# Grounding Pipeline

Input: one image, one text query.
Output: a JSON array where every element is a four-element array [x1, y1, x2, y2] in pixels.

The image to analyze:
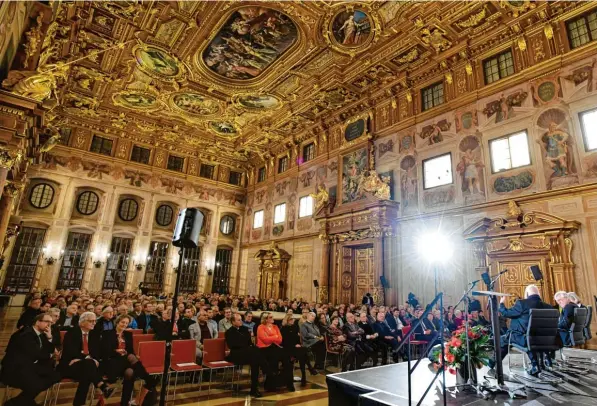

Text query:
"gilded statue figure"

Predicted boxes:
[[310, 185, 329, 211], [507, 201, 522, 218], [358, 170, 391, 200]]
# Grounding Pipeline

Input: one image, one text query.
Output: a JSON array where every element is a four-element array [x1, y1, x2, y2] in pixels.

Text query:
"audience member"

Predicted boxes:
[[189, 309, 217, 360], [555, 291, 576, 346], [281, 314, 315, 385], [218, 307, 233, 332], [17, 297, 42, 329], [300, 312, 325, 370], [256, 312, 294, 392], [327, 316, 356, 372]]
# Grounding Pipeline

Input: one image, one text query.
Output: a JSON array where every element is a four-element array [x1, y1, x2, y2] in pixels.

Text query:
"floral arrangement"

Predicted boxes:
[[429, 325, 492, 375]]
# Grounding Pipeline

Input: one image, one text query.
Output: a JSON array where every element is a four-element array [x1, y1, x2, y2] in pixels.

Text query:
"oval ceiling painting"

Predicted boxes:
[[134, 45, 182, 80], [171, 93, 220, 116], [234, 94, 281, 111], [208, 121, 239, 137], [202, 7, 298, 80], [112, 90, 158, 111]]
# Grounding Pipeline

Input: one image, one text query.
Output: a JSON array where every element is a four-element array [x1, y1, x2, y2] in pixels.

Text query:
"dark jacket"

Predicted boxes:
[[280, 323, 301, 348], [94, 316, 114, 337], [16, 307, 41, 329], [59, 326, 101, 370], [225, 325, 255, 364], [153, 318, 178, 341], [499, 294, 551, 336], [100, 329, 135, 360], [558, 302, 576, 331], [57, 312, 79, 331], [137, 312, 158, 333], [373, 320, 395, 338], [1, 327, 56, 373], [362, 295, 374, 306], [177, 317, 196, 340]]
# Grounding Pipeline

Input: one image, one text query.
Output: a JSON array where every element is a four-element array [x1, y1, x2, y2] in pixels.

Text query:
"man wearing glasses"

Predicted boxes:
[[1, 313, 60, 406], [59, 312, 114, 405]]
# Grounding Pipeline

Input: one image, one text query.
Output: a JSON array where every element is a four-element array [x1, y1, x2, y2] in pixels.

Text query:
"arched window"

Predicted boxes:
[[220, 215, 235, 235], [119, 199, 138, 221], [155, 204, 174, 226], [76, 191, 99, 215], [29, 183, 54, 209]]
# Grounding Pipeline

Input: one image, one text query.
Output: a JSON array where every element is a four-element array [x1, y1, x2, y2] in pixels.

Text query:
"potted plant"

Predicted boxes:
[[429, 325, 492, 384]]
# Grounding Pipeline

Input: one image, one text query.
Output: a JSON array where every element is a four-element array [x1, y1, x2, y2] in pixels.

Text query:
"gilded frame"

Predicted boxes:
[[168, 91, 223, 119], [132, 43, 186, 82], [340, 111, 373, 150], [112, 89, 161, 111], [323, 3, 381, 57], [231, 93, 284, 112]]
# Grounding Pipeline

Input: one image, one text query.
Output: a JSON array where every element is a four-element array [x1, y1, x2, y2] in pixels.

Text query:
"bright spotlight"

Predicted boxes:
[[417, 232, 453, 263]]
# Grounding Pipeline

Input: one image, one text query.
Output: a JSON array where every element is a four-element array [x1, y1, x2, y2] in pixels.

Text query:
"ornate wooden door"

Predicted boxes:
[[493, 258, 548, 307], [340, 247, 353, 304], [355, 247, 375, 302], [262, 269, 280, 299]]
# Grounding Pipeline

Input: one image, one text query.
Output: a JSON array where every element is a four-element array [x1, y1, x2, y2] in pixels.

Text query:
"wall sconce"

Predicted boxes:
[[91, 252, 110, 268], [134, 255, 151, 271], [42, 246, 64, 265]]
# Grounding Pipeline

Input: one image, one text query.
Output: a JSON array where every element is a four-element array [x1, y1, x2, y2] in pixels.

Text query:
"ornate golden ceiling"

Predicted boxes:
[[2, 0, 580, 170]]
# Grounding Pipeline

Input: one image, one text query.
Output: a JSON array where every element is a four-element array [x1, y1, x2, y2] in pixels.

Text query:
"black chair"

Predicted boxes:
[[508, 308, 560, 371], [569, 307, 588, 346], [583, 305, 593, 341]]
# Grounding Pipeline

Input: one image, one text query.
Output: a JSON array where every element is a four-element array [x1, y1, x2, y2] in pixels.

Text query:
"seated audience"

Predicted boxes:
[[256, 312, 294, 392], [373, 311, 402, 362], [95, 306, 115, 335], [177, 307, 196, 339], [1, 314, 61, 406], [327, 316, 356, 371], [242, 311, 256, 336], [58, 302, 80, 331], [189, 309, 218, 360], [300, 312, 326, 370], [117, 304, 138, 329], [137, 303, 158, 333], [281, 314, 316, 385], [218, 307, 233, 332], [153, 307, 180, 340], [555, 291, 576, 346], [469, 310, 489, 327], [17, 297, 42, 329]]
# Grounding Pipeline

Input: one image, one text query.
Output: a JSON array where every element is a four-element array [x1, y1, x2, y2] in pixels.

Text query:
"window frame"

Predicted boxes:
[[118, 198, 139, 221], [257, 167, 266, 183], [229, 171, 242, 186], [155, 204, 174, 227], [76, 191, 99, 215], [273, 203, 286, 225], [302, 142, 315, 163], [253, 210, 264, 229], [220, 215, 235, 235], [200, 164, 215, 179], [130, 145, 151, 164], [483, 49, 515, 85], [489, 130, 532, 174], [90, 135, 113, 156], [278, 156, 289, 173], [566, 10, 597, 49], [579, 107, 597, 152], [298, 195, 314, 218], [422, 152, 454, 190], [421, 81, 445, 112], [167, 154, 185, 172], [29, 183, 55, 209]]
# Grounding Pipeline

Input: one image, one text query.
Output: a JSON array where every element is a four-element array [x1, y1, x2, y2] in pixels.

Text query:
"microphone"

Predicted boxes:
[[498, 269, 509, 276], [470, 279, 480, 286]]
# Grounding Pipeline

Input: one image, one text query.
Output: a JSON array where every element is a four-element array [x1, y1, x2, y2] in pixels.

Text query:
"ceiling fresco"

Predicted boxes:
[[0, 0, 588, 172]]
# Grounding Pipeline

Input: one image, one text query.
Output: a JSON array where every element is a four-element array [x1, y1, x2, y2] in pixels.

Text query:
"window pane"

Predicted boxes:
[[423, 154, 453, 189], [274, 203, 286, 224], [299, 196, 313, 218], [253, 210, 264, 228], [491, 138, 512, 172], [581, 109, 597, 151], [258, 167, 266, 182], [509, 132, 531, 168]]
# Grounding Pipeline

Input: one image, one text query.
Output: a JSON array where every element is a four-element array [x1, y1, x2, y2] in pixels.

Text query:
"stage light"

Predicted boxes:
[[417, 232, 453, 263]]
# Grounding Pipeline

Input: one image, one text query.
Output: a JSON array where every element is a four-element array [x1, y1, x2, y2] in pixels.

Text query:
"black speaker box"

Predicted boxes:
[[172, 208, 204, 248], [530, 265, 543, 281], [313, 280, 319, 288]]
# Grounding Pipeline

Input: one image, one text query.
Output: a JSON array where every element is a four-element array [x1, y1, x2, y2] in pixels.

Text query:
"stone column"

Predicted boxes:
[[0, 190, 15, 250], [319, 238, 330, 303]]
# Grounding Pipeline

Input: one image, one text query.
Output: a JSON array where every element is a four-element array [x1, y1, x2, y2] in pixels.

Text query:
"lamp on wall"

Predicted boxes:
[[134, 255, 151, 271], [42, 246, 64, 265], [91, 251, 110, 268]]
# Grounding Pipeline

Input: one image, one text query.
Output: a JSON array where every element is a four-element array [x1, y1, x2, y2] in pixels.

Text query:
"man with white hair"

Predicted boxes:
[[555, 291, 576, 346], [498, 284, 551, 376]]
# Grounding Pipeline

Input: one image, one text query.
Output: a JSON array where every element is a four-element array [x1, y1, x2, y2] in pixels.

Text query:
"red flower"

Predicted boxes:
[[448, 368, 456, 375], [450, 337, 462, 347], [445, 353, 455, 363]]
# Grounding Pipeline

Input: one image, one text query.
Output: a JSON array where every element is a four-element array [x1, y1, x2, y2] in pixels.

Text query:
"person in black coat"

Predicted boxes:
[[176, 307, 196, 339], [225, 313, 268, 398], [94, 306, 115, 337], [101, 315, 156, 406], [499, 285, 552, 375], [16, 297, 42, 329], [137, 303, 158, 333], [362, 293, 374, 306], [372, 312, 402, 362], [58, 303, 80, 331], [1, 314, 60, 406], [153, 308, 180, 341], [59, 312, 113, 405], [280, 315, 314, 385], [555, 291, 576, 346]]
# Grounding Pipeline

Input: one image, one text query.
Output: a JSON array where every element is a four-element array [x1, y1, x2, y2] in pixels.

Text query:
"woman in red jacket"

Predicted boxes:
[[256, 312, 295, 392]]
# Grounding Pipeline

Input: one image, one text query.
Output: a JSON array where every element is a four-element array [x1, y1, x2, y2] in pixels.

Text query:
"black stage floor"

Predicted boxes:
[[326, 348, 597, 405]]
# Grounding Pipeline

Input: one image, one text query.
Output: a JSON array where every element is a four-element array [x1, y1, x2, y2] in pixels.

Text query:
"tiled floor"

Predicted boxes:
[[0, 307, 331, 405]]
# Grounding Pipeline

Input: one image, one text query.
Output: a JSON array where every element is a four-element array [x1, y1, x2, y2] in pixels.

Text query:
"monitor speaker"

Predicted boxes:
[[481, 271, 492, 287], [530, 265, 543, 281], [380, 275, 389, 289], [172, 208, 204, 249], [313, 280, 319, 288]]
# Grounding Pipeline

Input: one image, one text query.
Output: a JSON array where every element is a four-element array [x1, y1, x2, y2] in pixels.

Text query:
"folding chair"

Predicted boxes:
[[170, 339, 202, 401], [323, 335, 342, 370], [127, 329, 144, 335], [201, 338, 235, 394], [583, 305, 593, 341], [402, 326, 426, 360], [133, 333, 154, 354], [48, 379, 94, 406]]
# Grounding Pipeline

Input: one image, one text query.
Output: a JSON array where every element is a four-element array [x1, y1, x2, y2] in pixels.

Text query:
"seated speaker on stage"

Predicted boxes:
[[554, 291, 576, 346], [498, 284, 552, 375]]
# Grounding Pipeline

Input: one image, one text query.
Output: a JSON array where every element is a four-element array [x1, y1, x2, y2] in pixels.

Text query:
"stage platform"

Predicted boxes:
[[326, 348, 597, 405]]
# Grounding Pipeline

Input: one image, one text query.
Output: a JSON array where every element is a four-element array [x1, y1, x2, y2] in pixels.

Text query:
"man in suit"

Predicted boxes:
[[59, 311, 113, 405], [1, 313, 60, 406], [373, 311, 403, 362], [137, 302, 158, 333], [499, 284, 552, 375], [386, 308, 404, 332], [225, 313, 268, 398], [555, 291, 576, 346], [16, 297, 42, 329], [362, 293, 374, 306], [58, 303, 79, 331], [177, 307, 196, 339]]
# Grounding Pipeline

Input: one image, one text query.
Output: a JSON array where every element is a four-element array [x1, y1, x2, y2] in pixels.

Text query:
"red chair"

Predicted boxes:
[[170, 339, 202, 400], [324, 335, 343, 371], [202, 338, 234, 394], [138, 341, 166, 375], [133, 333, 154, 354], [402, 326, 426, 359], [127, 329, 143, 335]]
